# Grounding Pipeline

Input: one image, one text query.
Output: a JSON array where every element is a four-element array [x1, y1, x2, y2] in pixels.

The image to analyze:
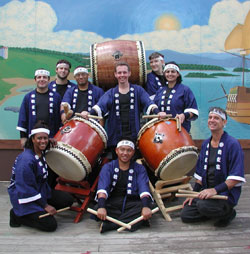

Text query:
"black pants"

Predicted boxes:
[[181, 198, 233, 223], [96, 196, 155, 232], [11, 189, 74, 232]]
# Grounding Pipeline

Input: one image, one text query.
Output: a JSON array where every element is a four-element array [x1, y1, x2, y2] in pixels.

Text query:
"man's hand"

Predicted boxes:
[[44, 204, 57, 216], [197, 188, 217, 199], [97, 208, 107, 221], [182, 197, 194, 207], [141, 207, 152, 220]]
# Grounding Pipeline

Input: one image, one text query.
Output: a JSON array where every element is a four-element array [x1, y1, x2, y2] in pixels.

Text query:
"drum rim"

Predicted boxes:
[[73, 116, 108, 148], [155, 145, 198, 179]]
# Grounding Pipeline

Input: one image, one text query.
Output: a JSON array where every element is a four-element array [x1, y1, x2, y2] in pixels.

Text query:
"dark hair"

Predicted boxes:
[[208, 106, 227, 120], [56, 59, 71, 69], [24, 121, 50, 150], [149, 52, 164, 60], [164, 61, 182, 84], [114, 62, 131, 72]]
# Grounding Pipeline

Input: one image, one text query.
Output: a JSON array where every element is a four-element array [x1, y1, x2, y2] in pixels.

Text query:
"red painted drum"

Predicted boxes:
[[137, 118, 198, 181], [90, 40, 147, 91], [45, 116, 108, 181]]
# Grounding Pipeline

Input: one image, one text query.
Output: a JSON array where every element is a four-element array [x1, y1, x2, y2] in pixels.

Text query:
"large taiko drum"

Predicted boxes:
[[137, 118, 198, 181], [45, 117, 108, 181], [90, 40, 147, 91]]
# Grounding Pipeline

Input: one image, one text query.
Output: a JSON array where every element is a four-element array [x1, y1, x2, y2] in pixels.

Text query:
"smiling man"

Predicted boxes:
[[48, 59, 76, 99], [60, 65, 104, 123], [82, 62, 159, 158], [181, 107, 245, 227], [17, 68, 61, 148], [95, 137, 153, 233]]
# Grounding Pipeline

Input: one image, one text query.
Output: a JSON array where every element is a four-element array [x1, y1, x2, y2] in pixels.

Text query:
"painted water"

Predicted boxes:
[[0, 71, 250, 140]]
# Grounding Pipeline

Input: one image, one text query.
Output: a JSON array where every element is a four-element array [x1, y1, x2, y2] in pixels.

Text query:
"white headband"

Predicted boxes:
[[34, 69, 50, 77], [164, 64, 180, 73], [74, 67, 88, 76], [56, 63, 69, 68], [117, 140, 135, 150], [209, 109, 226, 120], [29, 128, 50, 137]]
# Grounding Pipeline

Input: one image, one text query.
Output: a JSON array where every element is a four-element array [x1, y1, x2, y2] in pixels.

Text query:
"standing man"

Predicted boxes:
[[48, 59, 76, 99], [61, 66, 104, 123], [181, 107, 245, 227], [17, 68, 61, 148], [145, 52, 165, 98], [96, 138, 153, 233], [82, 62, 159, 157]]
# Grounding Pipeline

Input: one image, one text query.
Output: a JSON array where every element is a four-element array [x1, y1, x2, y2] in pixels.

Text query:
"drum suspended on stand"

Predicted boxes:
[[45, 117, 108, 181], [90, 40, 147, 91], [137, 118, 198, 181]]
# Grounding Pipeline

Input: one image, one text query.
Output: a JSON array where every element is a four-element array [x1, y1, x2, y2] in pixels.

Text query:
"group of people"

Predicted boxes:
[[8, 52, 245, 233]]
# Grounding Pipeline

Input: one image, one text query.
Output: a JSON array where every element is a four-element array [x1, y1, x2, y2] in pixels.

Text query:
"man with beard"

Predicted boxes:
[[48, 59, 76, 99]]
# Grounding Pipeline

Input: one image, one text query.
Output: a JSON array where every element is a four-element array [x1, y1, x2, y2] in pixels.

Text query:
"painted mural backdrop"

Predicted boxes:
[[0, 0, 250, 140]]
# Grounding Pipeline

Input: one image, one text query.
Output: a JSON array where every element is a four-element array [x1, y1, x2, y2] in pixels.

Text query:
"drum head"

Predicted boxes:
[[156, 150, 198, 181], [45, 145, 90, 181]]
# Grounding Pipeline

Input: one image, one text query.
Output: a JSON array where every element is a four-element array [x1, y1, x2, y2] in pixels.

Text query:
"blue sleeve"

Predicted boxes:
[[183, 87, 198, 121], [96, 89, 113, 115], [146, 73, 156, 96], [97, 162, 113, 196], [136, 164, 150, 195], [62, 87, 73, 107], [17, 95, 29, 133], [227, 140, 245, 179], [137, 86, 155, 114], [14, 155, 44, 204]]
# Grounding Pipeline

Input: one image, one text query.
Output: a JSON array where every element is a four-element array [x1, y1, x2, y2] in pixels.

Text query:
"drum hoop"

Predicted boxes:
[[73, 116, 108, 148], [49, 141, 92, 175], [90, 43, 98, 87], [155, 146, 198, 178], [136, 40, 147, 86]]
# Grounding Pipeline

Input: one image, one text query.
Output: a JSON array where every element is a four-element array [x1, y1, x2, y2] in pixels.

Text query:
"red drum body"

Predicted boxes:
[[90, 40, 147, 91], [45, 117, 107, 181], [137, 118, 198, 181]]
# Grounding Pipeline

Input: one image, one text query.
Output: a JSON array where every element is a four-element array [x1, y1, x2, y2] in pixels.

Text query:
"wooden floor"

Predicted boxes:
[[1, 176, 250, 254]]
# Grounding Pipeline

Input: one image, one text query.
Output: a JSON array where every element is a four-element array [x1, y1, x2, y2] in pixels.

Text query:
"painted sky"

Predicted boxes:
[[0, 0, 250, 53]]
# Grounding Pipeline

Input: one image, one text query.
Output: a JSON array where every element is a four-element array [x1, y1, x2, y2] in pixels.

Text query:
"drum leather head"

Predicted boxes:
[[157, 150, 198, 180], [45, 146, 90, 181]]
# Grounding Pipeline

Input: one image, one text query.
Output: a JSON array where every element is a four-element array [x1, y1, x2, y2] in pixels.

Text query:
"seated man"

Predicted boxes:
[[95, 138, 154, 233], [181, 107, 245, 227]]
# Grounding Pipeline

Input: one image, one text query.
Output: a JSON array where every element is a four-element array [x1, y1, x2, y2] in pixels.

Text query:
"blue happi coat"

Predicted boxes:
[[154, 83, 198, 132], [62, 83, 104, 113], [194, 131, 245, 206], [8, 149, 51, 216], [97, 159, 151, 199], [146, 72, 164, 96], [16, 89, 61, 137], [93, 84, 157, 147]]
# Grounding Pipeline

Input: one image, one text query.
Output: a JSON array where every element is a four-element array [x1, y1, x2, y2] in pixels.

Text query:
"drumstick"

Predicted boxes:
[[175, 117, 181, 132], [39, 206, 71, 219], [175, 193, 228, 200], [178, 189, 228, 200], [117, 207, 159, 232], [87, 208, 131, 230], [142, 114, 172, 119], [75, 112, 103, 120]]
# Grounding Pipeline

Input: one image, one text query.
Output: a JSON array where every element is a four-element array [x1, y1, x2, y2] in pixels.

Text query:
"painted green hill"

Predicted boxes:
[[0, 47, 90, 79]]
